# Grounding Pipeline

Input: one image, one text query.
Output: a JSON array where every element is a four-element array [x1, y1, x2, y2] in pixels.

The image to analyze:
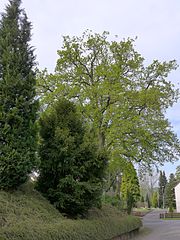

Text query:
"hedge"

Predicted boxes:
[[0, 215, 142, 240], [0, 186, 142, 240]]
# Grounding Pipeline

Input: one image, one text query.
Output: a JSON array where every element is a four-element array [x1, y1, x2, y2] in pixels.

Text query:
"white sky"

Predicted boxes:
[[0, 0, 180, 176]]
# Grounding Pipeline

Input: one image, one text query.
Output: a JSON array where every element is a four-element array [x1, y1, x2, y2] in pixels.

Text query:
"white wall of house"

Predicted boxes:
[[175, 183, 180, 212]]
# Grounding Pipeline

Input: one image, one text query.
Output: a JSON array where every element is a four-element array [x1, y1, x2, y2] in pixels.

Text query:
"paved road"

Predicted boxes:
[[133, 210, 180, 240]]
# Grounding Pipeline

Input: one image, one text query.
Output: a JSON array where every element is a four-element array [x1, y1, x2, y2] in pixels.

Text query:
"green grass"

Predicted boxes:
[[0, 182, 142, 240]]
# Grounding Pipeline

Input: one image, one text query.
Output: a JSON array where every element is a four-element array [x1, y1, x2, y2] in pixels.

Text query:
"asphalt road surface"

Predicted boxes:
[[133, 210, 180, 240]]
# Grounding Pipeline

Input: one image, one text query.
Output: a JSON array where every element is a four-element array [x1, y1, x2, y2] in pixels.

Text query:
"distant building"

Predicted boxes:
[[175, 183, 180, 212]]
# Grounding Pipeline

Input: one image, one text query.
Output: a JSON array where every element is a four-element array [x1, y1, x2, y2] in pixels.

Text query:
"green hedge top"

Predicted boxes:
[[0, 186, 142, 240], [0, 215, 142, 240]]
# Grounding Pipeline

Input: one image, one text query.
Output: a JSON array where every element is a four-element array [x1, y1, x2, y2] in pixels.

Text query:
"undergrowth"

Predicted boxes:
[[0, 182, 142, 240]]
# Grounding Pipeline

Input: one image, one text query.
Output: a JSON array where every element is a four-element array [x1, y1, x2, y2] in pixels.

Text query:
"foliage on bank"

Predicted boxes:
[[0, 186, 142, 240], [0, 216, 141, 240]]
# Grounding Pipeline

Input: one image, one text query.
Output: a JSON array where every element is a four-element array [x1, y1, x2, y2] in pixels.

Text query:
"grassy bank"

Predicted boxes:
[[0, 183, 142, 240]]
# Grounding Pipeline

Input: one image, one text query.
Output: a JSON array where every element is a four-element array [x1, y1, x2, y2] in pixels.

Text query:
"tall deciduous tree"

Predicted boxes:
[[0, 0, 38, 190], [37, 30, 180, 169], [37, 99, 107, 217]]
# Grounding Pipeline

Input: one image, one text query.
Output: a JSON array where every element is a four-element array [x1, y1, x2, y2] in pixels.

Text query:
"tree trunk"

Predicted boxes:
[[98, 131, 105, 149]]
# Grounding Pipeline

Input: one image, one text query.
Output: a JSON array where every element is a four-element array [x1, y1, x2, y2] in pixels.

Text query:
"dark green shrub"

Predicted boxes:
[[36, 99, 107, 216], [102, 194, 123, 209]]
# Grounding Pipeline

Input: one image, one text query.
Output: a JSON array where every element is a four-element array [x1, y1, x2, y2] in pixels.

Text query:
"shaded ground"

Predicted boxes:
[[133, 209, 180, 240]]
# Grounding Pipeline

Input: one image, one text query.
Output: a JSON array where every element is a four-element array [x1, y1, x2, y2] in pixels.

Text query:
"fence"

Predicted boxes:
[[160, 212, 180, 219]]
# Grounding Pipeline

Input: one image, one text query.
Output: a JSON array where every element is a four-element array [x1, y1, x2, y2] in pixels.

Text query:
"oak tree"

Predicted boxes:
[[37, 30, 180, 169]]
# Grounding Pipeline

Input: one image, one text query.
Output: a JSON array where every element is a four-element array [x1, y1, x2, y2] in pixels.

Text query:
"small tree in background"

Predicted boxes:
[[158, 171, 167, 208], [0, 0, 38, 190], [152, 192, 158, 208], [165, 173, 176, 210], [37, 99, 107, 217], [146, 193, 151, 208], [141, 195, 145, 203], [175, 166, 180, 181], [121, 162, 140, 213]]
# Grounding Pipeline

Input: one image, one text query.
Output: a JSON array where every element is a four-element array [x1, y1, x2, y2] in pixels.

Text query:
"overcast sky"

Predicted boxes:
[[0, 0, 180, 176]]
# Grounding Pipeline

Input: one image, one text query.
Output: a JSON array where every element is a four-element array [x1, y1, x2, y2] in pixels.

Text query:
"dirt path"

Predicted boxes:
[[133, 210, 180, 240]]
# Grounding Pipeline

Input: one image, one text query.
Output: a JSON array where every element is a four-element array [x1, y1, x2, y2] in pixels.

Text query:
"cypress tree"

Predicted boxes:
[[0, 0, 38, 190], [165, 173, 176, 209], [152, 191, 158, 208], [158, 171, 167, 208], [175, 166, 180, 181], [146, 193, 151, 208], [121, 162, 140, 213]]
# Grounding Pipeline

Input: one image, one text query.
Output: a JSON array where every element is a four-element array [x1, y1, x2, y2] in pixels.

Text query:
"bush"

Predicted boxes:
[[0, 216, 142, 240], [0, 183, 63, 227], [86, 204, 125, 219], [102, 194, 123, 210], [0, 187, 142, 240], [36, 99, 107, 217]]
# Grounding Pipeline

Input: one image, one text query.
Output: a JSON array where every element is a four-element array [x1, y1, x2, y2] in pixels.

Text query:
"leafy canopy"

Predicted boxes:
[[37, 30, 180, 169]]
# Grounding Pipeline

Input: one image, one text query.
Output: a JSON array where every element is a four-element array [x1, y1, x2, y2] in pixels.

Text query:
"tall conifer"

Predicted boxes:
[[37, 99, 106, 216], [165, 173, 176, 209], [121, 162, 140, 213], [0, 0, 38, 190], [158, 171, 167, 208]]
